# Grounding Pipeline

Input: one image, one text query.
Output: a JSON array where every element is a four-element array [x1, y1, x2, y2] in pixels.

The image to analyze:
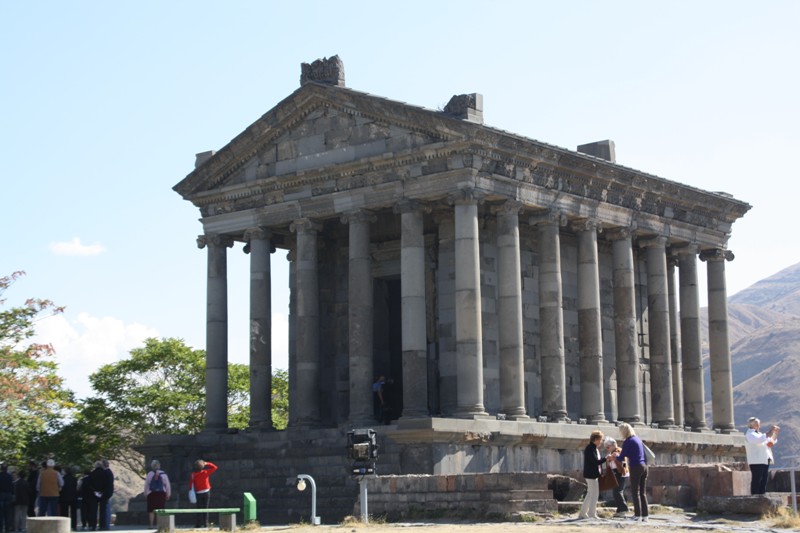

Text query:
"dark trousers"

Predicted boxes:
[[85, 497, 99, 530], [98, 498, 109, 530], [612, 472, 629, 512], [27, 492, 37, 517], [629, 463, 649, 518], [195, 491, 210, 527], [60, 499, 79, 530], [0, 492, 12, 533], [750, 463, 770, 495]]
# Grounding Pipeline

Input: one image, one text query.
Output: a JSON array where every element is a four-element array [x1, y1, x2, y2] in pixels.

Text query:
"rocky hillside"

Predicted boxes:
[[703, 261, 800, 467]]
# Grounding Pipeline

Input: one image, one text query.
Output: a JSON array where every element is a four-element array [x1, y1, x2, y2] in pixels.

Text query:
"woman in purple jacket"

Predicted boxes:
[[615, 423, 648, 522]]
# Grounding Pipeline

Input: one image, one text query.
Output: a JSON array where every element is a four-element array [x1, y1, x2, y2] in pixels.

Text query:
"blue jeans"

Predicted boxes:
[[38, 496, 59, 517]]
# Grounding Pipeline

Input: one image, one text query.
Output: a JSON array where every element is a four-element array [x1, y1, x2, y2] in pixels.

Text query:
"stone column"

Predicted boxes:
[[607, 228, 642, 424], [245, 227, 273, 430], [395, 200, 429, 418], [676, 246, 707, 430], [451, 189, 487, 418], [197, 234, 233, 431], [343, 210, 376, 425], [287, 249, 298, 427], [640, 236, 674, 427], [290, 218, 321, 426], [573, 220, 606, 423], [495, 201, 527, 419], [530, 212, 567, 422], [667, 255, 684, 428], [701, 248, 736, 433]]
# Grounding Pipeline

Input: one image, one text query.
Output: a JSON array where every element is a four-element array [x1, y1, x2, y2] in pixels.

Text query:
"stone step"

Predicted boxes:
[[486, 499, 559, 514]]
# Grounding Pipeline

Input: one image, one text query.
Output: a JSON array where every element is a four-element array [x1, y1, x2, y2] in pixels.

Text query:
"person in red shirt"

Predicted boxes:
[[189, 459, 218, 528]]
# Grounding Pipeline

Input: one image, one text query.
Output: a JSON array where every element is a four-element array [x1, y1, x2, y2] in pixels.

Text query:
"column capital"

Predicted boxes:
[[528, 209, 567, 227], [393, 199, 431, 215], [341, 209, 377, 225], [570, 218, 601, 233], [700, 248, 735, 262], [491, 200, 524, 216], [638, 235, 668, 249], [244, 227, 271, 242], [290, 218, 322, 234], [197, 234, 234, 249], [605, 226, 635, 241], [447, 187, 485, 205]]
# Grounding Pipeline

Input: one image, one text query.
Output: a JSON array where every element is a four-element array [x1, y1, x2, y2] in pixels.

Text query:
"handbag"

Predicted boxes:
[[598, 464, 619, 491], [188, 487, 197, 504]]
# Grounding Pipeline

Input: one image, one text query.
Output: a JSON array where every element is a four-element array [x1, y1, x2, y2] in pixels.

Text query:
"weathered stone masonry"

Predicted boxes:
[[143, 56, 754, 523], [175, 56, 750, 435]]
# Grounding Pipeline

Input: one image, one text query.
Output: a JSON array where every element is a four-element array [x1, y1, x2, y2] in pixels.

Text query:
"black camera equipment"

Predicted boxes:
[[347, 428, 378, 476]]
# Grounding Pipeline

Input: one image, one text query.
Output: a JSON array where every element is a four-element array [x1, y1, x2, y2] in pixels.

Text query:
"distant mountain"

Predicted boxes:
[[709, 261, 800, 467], [730, 262, 800, 315]]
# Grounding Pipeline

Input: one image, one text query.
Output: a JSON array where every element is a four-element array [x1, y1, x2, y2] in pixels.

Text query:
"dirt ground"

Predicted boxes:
[[261, 512, 785, 533]]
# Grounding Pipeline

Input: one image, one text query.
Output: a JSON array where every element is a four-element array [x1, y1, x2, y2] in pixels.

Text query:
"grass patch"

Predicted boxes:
[[766, 507, 800, 529]]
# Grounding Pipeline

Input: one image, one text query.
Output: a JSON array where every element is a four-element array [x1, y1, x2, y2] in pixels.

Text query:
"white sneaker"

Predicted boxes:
[[640, 516, 649, 523]]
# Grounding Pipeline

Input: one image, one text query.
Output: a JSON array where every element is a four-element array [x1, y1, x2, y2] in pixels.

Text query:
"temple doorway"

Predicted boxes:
[[373, 277, 403, 422]]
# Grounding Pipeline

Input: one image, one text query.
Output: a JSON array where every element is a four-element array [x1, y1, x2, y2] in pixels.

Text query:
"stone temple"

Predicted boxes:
[[143, 56, 752, 522]]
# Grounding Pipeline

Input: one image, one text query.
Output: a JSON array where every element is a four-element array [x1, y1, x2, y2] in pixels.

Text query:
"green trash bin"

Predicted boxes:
[[243, 492, 257, 524]]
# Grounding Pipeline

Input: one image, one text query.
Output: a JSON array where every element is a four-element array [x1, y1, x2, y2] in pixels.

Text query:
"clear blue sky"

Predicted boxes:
[[2, 1, 798, 399]]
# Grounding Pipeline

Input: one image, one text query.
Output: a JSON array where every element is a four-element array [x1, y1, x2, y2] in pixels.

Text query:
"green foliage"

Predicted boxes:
[[272, 368, 288, 430], [0, 272, 74, 462]]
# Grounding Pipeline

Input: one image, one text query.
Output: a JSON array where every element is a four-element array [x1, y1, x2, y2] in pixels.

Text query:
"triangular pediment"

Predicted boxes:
[[174, 83, 470, 200]]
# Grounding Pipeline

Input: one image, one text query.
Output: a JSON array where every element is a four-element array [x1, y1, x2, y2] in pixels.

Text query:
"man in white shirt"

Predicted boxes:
[[744, 417, 779, 495]]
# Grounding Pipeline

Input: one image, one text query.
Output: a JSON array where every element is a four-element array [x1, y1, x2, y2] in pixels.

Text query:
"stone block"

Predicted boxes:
[[697, 495, 783, 515], [27, 517, 70, 533]]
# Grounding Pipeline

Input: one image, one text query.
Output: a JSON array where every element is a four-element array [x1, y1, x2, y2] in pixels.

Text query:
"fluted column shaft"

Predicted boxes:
[[609, 228, 641, 423], [496, 202, 527, 419], [667, 257, 683, 427], [246, 228, 273, 429], [453, 192, 486, 417], [642, 237, 674, 427], [575, 220, 605, 423], [345, 211, 375, 424], [198, 234, 233, 431], [677, 247, 707, 430], [292, 219, 320, 426], [397, 201, 429, 418], [533, 214, 567, 421], [702, 249, 736, 433]]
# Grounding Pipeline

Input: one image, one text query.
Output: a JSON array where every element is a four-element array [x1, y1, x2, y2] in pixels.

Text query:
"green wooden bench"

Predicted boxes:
[[154, 508, 241, 533]]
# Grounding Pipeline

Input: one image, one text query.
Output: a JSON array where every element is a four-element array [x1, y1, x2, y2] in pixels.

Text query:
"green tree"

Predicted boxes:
[[0, 271, 74, 462], [272, 368, 288, 430]]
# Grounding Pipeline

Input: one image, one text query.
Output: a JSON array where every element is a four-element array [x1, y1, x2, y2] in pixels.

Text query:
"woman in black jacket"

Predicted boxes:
[[578, 430, 606, 520]]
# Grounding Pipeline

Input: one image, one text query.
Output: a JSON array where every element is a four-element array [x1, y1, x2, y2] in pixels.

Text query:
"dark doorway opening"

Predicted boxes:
[[373, 277, 403, 423]]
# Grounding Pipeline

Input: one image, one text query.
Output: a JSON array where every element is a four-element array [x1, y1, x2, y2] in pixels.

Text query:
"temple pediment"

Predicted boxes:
[[174, 83, 462, 202]]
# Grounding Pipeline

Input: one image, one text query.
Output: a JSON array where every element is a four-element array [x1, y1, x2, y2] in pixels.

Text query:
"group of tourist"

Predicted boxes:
[[0, 459, 114, 532], [144, 458, 217, 529], [579, 415, 780, 522], [578, 423, 649, 522]]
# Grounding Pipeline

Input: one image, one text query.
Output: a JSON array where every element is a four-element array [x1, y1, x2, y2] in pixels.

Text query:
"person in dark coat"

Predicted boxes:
[[78, 470, 93, 530], [577, 430, 606, 520], [100, 460, 114, 530], [26, 461, 39, 517], [0, 464, 13, 533], [13, 471, 30, 533], [59, 466, 79, 530], [86, 462, 106, 531]]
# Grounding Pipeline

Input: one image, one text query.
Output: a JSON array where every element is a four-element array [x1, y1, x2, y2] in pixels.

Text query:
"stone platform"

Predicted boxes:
[[134, 418, 746, 524]]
